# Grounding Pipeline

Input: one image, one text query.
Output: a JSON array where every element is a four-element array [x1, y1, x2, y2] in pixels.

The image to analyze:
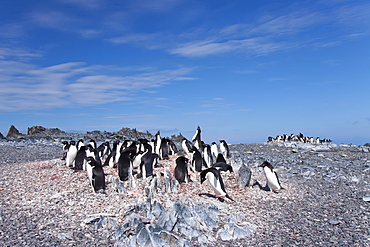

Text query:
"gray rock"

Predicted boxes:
[[237, 163, 252, 187]]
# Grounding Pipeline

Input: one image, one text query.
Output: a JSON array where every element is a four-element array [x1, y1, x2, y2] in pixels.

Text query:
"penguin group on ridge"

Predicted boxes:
[[268, 132, 332, 144], [62, 126, 283, 198]]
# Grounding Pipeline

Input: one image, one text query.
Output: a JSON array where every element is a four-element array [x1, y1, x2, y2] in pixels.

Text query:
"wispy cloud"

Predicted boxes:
[[0, 53, 194, 111]]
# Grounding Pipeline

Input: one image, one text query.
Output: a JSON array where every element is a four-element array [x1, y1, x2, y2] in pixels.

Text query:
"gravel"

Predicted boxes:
[[0, 140, 370, 246]]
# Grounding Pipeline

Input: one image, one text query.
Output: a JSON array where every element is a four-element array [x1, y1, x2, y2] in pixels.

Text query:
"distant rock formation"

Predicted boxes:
[[28, 126, 47, 135], [27, 126, 65, 135], [0, 132, 5, 139], [6, 125, 22, 138]]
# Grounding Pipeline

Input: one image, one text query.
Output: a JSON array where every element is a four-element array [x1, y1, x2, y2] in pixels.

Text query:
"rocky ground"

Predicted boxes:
[[0, 140, 369, 246]]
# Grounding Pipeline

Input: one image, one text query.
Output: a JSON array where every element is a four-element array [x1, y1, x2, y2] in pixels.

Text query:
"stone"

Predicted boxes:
[[237, 163, 252, 187]]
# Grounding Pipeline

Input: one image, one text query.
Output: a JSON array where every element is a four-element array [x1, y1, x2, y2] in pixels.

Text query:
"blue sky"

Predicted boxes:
[[0, 0, 369, 145]]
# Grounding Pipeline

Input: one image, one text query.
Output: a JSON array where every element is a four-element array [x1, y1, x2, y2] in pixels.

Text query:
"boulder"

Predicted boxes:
[[237, 164, 252, 187]]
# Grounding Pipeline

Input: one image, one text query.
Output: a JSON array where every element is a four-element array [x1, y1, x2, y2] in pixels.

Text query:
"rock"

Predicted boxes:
[[0, 132, 5, 139], [363, 196, 370, 202], [27, 126, 47, 135], [6, 125, 22, 138], [237, 164, 252, 187]]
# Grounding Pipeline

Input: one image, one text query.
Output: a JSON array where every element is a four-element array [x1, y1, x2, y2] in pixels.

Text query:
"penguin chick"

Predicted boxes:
[[258, 161, 282, 193], [200, 167, 234, 201]]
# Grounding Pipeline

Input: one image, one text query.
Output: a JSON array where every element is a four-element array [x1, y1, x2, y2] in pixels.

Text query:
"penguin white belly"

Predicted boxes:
[[263, 167, 281, 191], [206, 172, 226, 197], [86, 163, 93, 187], [66, 147, 77, 167]]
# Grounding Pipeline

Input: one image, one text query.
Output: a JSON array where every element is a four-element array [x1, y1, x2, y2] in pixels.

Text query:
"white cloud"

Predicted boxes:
[[0, 56, 194, 111]]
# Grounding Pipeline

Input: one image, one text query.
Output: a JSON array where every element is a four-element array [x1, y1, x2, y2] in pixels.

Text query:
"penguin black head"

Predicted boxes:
[[176, 156, 189, 165], [200, 167, 218, 184], [85, 156, 96, 166], [258, 161, 274, 172]]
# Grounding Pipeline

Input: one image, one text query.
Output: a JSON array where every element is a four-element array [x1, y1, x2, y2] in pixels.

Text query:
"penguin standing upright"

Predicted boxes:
[[203, 144, 213, 168], [219, 140, 230, 159], [117, 143, 137, 181], [74, 145, 87, 170], [200, 167, 234, 201], [85, 157, 105, 193], [210, 142, 219, 160], [138, 139, 155, 178], [192, 126, 202, 151], [191, 147, 204, 172], [174, 156, 189, 183], [154, 131, 162, 157], [167, 139, 178, 155], [258, 161, 282, 193], [160, 138, 170, 160], [65, 140, 77, 167], [61, 141, 69, 160]]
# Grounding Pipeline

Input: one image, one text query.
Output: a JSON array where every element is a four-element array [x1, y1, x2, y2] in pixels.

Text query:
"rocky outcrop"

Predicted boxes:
[[6, 125, 22, 138], [0, 132, 5, 139], [28, 126, 47, 135]]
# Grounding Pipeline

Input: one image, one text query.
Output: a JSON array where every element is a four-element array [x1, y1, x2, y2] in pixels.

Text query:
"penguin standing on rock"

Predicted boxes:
[[258, 161, 282, 193], [200, 167, 234, 201]]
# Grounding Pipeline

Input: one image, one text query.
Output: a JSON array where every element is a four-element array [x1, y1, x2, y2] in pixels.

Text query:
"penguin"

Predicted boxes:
[[167, 139, 178, 155], [86, 144, 102, 167], [202, 144, 213, 168], [212, 162, 233, 173], [89, 139, 97, 149], [191, 147, 204, 172], [210, 142, 219, 160], [65, 140, 77, 167], [216, 153, 227, 164], [174, 156, 189, 183], [160, 138, 170, 160], [104, 140, 119, 168], [97, 141, 111, 161], [219, 140, 230, 159], [74, 145, 87, 170], [61, 141, 69, 160], [117, 143, 137, 181], [137, 139, 155, 179], [192, 126, 202, 151], [200, 167, 234, 201], [258, 161, 282, 193], [154, 131, 162, 157], [85, 157, 105, 193], [182, 138, 193, 155]]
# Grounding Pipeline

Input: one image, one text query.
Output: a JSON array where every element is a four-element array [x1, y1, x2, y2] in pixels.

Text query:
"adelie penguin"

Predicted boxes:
[[200, 167, 234, 201], [85, 157, 106, 193], [174, 156, 190, 183], [258, 161, 282, 193], [212, 162, 233, 173]]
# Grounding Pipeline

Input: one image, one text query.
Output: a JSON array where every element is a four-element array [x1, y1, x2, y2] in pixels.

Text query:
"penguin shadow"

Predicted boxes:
[[252, 181, 273, 192], [198, 193, 226, 202]]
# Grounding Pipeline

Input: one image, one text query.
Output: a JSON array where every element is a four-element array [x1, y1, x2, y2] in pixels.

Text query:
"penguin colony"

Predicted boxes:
[[268, 132, 332, 144], [62, 127, 282, 198]]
